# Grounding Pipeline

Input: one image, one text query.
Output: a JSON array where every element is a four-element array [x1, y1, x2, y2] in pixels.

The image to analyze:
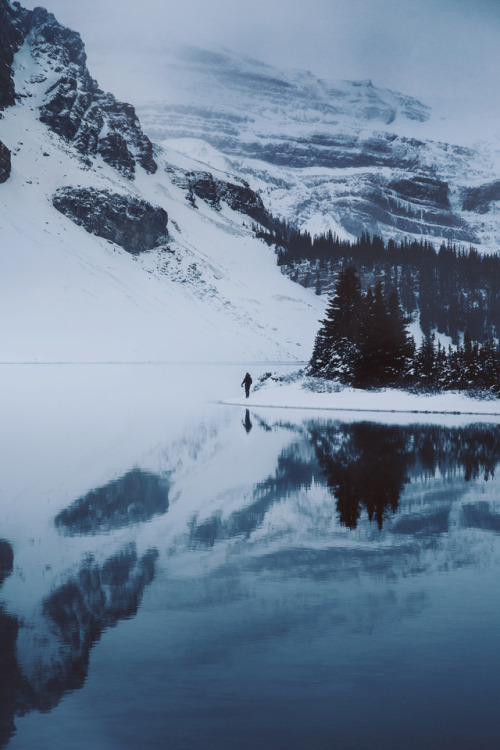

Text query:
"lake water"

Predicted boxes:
[[1, 365, 500, 750]]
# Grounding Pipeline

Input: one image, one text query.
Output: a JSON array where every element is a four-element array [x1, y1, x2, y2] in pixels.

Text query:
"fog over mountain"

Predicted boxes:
[[20, 0, 500, 145]]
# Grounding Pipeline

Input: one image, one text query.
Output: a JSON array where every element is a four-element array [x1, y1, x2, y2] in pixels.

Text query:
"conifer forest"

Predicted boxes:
[[254, 220, 500, 392], [257, 220, 500, 345]]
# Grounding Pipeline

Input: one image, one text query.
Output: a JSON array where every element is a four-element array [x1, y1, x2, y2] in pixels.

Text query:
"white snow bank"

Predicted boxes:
[[223, 372, 500, 424]]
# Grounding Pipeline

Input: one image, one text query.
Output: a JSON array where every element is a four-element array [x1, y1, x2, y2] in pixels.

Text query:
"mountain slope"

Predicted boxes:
[[137, 46, 500, 249], [0, 1, 324, 363]]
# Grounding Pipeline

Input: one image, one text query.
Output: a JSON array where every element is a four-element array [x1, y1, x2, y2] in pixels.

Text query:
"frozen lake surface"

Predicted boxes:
[[1, 364, 500, 749]]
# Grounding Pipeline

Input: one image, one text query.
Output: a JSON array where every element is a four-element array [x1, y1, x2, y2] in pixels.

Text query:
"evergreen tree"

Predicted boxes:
[[355, 284, 414, 387], [309, 266, 362, 381], [414, 334, 437, 388], [355, 284, 388, 387]]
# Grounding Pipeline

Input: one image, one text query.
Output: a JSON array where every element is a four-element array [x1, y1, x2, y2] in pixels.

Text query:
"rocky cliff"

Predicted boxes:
[[52, 187, 169, 254], [0, 0, 156, 179], [0, 0, 28, 111], [0, 140, 10, 182], [138, 46, 500, 249]]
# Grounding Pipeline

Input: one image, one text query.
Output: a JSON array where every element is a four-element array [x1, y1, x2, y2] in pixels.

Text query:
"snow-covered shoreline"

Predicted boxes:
[[223, 371, 500, 423]]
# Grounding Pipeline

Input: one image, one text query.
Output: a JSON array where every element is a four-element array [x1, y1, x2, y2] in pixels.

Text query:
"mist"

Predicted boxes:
[[20, 0, 500, 143]]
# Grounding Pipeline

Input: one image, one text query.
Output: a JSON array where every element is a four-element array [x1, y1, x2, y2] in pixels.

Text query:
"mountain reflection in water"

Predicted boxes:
[[55, 468, 169, 535], [3, 409, 500, 750], [190, 420, 500, 550], [0, 544, 158, 749]]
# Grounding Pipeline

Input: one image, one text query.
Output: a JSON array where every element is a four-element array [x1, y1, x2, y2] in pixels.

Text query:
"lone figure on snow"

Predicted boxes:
[[241, 372, 252, 398]]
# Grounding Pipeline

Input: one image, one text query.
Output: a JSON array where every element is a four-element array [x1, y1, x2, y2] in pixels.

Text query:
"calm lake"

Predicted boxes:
[[1, 364, 500, 750]]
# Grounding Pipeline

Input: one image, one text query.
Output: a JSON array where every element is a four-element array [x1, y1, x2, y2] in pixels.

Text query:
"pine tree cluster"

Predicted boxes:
[[254, 219, 500, 345], [309, 267, 500, 394]]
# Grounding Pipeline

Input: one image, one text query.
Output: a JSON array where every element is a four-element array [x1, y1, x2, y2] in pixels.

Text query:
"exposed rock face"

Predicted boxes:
[[0, 2, 156, 178], [29, 7, 157, 177], [138, 47, 500, 247], [334, 172, 471, 241], [462, 181, 500, 214], [0, 140, 11, 182], [389, 175, 451, 209], [0, 0, 28, 111], [52, 187, 168, 253], [172, 168, 270, 225]]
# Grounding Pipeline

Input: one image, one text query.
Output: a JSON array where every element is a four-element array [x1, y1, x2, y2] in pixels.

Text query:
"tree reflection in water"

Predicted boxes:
[[310, 422, 500, 529]]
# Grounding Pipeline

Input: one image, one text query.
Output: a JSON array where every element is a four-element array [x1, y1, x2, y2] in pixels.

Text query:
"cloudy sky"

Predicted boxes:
[[22, 0, 500, 143]]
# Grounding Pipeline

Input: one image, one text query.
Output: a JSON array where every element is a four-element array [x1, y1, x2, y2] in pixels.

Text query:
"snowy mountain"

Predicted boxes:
[[0, 0, 324, 363], [137, 46, 500, 248]]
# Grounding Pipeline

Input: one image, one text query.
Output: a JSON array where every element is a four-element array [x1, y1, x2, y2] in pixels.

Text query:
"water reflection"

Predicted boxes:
[[190, 419, 500, 547], [190, 437, 316, 547], [310, 422, 500, 529], [0, 541, 16, 749], [40, 545, 158, 703], [462, 502, 500, 532], [242, 409, 253, 434], [312, 423, 408, 529], [0, 542, 13, 587], [55, 469, 169, 535], [0, 544, 157, 748], [4, 404, 500, 750]]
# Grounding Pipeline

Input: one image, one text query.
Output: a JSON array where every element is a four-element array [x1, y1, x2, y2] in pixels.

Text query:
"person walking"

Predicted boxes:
[[241, 372, 252, 398]]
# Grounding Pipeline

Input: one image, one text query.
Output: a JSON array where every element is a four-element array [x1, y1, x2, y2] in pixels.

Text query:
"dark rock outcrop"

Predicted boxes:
[[0, 0, 28, 112], [28, 7, 157, 177], [321, 172, 474, 243], [219, 179, 270, 225], [388, 175, 451, 210], [0, 140, 11, 183], [462, 181, 500, 214], [174, 168, 270, 225], [0, 2, 156, 178], [52, 187, 168, 253]]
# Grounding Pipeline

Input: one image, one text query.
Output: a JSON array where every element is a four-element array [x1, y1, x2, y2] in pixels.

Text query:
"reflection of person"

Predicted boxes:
[[241, 372, 252, 398], [242, 409, 252, 433]]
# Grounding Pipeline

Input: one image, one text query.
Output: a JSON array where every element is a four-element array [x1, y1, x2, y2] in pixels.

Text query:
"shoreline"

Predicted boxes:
[[222, 375, 500, 424]]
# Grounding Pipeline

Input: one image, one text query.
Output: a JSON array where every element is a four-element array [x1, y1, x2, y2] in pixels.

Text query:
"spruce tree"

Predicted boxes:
[[356, 284, 414, 387], [309, 266, 362, 382]]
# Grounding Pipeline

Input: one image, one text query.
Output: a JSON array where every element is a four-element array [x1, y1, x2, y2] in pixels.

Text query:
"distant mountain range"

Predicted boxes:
[[138, 45, 500, 248]]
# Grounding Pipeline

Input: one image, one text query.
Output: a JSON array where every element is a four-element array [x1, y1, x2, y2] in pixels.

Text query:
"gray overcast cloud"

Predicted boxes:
[[20, 0, 500, 142]]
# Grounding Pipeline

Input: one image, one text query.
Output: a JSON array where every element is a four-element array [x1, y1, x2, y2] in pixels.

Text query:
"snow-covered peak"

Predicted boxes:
[[142, 43, 431, 134], [137, 44, 500, 249], [0, 2, 325, 364]]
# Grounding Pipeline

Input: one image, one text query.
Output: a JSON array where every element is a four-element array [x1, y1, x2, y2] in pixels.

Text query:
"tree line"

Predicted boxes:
[[254, 219, 500, 344], [309, 266, 500, 393]]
